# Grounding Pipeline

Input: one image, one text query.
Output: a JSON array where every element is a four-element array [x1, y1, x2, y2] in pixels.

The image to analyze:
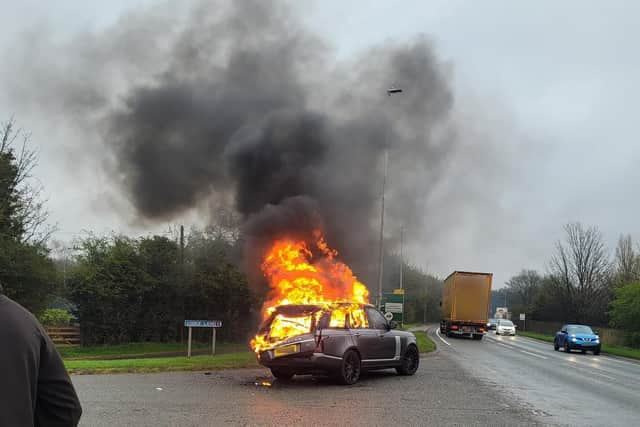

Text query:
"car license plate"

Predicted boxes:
[[274, 344, 299, 357]]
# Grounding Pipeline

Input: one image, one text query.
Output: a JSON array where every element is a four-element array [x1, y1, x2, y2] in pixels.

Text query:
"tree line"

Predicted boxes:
[[2, 118, 638, 347], [67, 230, 256, 344], [499, 223, 640, 346]]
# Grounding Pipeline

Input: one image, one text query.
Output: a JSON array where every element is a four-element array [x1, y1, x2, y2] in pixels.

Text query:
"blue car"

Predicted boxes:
[[554, 324, 601, 355]]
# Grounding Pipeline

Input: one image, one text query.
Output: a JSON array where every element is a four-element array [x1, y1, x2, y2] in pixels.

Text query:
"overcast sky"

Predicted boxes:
[[1, 0, 638, 288]]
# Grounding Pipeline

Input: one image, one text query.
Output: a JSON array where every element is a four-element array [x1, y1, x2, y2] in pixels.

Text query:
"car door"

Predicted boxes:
[[363, 307, 397, 361], [558, 325, 568, 346], [348, 307, 379, 362]]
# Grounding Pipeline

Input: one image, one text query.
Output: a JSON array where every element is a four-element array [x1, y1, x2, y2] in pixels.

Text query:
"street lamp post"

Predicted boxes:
[[376, 86, 403, 310]]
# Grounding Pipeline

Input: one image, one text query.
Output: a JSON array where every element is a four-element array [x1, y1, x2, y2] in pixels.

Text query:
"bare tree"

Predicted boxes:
[[207, 205, 242, 243], [614, 234, 640, 286], [549, 223, 611, 323], [0, 118, 53, 244], [505, 269, 542, 308]]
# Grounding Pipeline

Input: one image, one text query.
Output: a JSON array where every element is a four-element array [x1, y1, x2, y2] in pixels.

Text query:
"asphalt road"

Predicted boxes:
[[72, 348, 542, 426], [71, 329, 640, 426], [430, 327, 640, 426]]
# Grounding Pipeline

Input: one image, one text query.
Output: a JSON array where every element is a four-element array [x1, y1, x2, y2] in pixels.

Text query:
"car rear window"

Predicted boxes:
[[268, 313, 314, 340], [258, 305, 322, 339]]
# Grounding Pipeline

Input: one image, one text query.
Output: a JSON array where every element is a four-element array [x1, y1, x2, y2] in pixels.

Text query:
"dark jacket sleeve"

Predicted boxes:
[[34, 327, 82, 427]]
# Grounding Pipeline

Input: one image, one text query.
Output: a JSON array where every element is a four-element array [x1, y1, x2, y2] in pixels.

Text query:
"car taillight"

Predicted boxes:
[[479, 328, 485, 333], [450, 325, 458, 330]]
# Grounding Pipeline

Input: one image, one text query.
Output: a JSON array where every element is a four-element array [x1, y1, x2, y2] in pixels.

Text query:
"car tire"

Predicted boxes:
[[593, 348, 601, 356], [472, 334, 483, 341], [564, 342, 571, 353], [495, 331, 500, 335], [396, 345, 419, 376], [581, 349, 586, 354], [270, 368, 294, 381], [336, 349, 361, 385], [554, 340, 559, 351]]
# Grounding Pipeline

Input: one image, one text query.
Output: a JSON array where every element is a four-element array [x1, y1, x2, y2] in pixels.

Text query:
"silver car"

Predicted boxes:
[[495, 319, 516, 336]]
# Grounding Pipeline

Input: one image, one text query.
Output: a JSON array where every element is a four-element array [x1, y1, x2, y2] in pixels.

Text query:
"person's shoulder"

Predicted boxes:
[[0, 295, 42, 329]]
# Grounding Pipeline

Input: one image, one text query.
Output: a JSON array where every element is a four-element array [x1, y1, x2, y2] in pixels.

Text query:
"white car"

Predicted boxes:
[[495, 319, 516, 336]]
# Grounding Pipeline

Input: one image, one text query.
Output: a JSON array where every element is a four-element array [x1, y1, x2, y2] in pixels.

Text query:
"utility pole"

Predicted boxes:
[[180, 225, 185, 343], [180, 225, 185, 266], [399, 226, 404, 290], [376, 150, 388, 309]]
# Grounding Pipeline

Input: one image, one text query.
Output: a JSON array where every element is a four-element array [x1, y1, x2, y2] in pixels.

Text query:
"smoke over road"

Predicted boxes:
[[2, 0, 512, 286]]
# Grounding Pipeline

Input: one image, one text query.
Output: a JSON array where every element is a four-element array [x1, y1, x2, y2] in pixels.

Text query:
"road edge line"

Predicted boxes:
[[435, 328, 451, 346]]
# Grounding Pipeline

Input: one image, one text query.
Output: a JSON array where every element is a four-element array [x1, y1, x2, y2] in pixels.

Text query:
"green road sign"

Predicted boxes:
[[381, 292, 404, 323]]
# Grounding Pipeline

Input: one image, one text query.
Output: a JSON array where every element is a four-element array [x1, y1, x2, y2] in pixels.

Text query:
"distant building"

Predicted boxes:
[[495, 307, 510, 320]]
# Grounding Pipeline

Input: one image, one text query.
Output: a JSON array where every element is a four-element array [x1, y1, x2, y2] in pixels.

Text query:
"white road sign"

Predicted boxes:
[[385, 302, 403, 313], [184, 320, 222, 328]]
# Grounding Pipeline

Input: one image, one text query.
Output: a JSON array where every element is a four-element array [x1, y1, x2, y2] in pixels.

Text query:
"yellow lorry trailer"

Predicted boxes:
[[440, 271, 493, 340]]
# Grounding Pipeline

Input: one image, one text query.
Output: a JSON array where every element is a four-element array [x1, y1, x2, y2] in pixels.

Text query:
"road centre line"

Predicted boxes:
[[434, 328, 451, 346], [491, 339, 549, 359], [520, 350, 548, 360], [586, 370, 615, 381]]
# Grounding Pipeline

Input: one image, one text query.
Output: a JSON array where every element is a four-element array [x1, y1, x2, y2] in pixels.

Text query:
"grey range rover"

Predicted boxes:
[[254, 303, 420, 384]]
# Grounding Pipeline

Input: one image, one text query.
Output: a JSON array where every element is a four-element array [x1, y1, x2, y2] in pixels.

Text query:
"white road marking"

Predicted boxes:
[[491, 335, 624, 381], [520, 350, 548, 360], [435, 328, 451, 346], [590, 371, 615, 381]]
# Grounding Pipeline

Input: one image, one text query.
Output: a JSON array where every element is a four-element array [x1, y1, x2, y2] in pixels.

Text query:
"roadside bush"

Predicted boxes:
[[40, 308, 73, 327], [609, 282, 640, 347]]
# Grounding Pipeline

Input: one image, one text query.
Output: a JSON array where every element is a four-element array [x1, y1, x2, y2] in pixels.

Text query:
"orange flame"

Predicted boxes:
[[250, 231, 369, 353]]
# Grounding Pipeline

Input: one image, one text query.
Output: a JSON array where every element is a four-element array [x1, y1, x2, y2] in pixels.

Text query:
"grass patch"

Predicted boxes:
[[413, 330, 436, 353], [58, 342, 248, 360], [519, 331, 640, 361], [65, 351, 258, 374], [398, 325, 436, 353], [603, 345, 640, 360]]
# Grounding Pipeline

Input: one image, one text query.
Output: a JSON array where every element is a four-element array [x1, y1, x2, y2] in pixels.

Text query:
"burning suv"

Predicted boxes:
[[252, 303, 419, 384]]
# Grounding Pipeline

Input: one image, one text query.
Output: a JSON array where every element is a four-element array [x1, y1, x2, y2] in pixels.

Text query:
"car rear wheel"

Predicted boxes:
[[336, 349, 361, 385], [554, 340, 559, 351], [396, 345, 419, 375], [472, 334, 483, 340], [270, 368, 294, 381]]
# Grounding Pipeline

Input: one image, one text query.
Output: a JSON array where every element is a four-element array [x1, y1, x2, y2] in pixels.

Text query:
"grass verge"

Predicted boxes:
[[65, 351, 258, 374], [517, 331, 553, 343], [518, 330, 640, 361], [414, 330, 436, 354], [58, 342, 247, 360]]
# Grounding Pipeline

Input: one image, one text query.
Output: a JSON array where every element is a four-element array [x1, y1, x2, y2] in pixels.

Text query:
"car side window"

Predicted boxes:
[[348, 306, 369, 329], [561, 325, 567, 333], [366, 307, 388, 330]]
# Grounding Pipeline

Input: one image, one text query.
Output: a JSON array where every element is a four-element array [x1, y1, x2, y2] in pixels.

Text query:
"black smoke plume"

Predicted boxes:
[[3, 0, 500, 288]]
